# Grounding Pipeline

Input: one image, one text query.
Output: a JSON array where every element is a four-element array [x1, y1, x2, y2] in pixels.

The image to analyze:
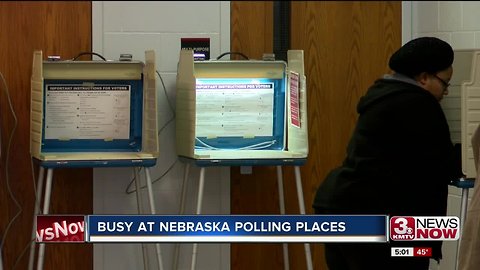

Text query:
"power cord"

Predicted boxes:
[[71, 52, 107, 61], [125, 160, 179, 195], [155, 70, 175, 120], [12, 237, 35, 270], [216, 52, 249, 60], [0, 71, 19, 270], [11, 158, 40, 269]]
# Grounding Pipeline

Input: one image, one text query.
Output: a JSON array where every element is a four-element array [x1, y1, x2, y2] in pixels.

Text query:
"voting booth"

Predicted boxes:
[[174, 50, 312, 270], [176, 49, 308, 166], [30, 50, 159, 167], [441, 50, 480, 270], [28, 50, 163, 270]]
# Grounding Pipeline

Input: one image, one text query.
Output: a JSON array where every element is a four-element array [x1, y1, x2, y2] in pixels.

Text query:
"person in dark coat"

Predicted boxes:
[[313, 37, 463, 270]]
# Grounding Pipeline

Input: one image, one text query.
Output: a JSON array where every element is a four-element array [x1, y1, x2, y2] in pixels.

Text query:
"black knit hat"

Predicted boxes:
[[388, 37, 454, 78]]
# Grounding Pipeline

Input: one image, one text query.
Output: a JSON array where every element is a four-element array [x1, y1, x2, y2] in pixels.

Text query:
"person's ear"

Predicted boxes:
[[416, 72, 430, 87]]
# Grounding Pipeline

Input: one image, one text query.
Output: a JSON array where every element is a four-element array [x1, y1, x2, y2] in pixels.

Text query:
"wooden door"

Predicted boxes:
[[231, 1, 401, 269], [0, 2, 93, 269]]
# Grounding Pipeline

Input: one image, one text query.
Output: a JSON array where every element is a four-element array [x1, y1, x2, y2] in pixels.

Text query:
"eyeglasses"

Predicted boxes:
[[432, 74, 451, 90]]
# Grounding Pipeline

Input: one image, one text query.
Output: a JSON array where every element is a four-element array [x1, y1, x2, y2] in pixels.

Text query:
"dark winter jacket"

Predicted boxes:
[[313, 75, 462, 260]]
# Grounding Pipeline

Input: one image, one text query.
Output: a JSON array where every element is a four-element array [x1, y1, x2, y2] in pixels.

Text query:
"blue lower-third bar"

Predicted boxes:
[[86, 215, 388, 243]]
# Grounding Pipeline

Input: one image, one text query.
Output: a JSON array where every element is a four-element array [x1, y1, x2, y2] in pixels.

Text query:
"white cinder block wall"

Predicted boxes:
[[92, 1, 231, 270], [405, 1, 480, 270]]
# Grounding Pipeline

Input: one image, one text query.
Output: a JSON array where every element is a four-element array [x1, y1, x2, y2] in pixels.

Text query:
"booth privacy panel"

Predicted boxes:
[[462, 51, 480, 179], [175, 50, 196, 158], [142, 50, 159, 157], [30, 50, 44, 159], [442, 50, 480, 179], [443, 50, 476, 145]]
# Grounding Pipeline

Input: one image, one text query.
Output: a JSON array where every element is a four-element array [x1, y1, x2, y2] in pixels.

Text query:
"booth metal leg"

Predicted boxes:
[[28, 166, 45, 270], [294, 166, 313, 270], [174, 163, 190, 270], [276, 166, 290, 270], [191, 167, 206, 270], [36, 168, 53, 270], [134, 168, 149, 270], [28, 166, 164, 270], [145, 167, 164, 270], [460, 188, 470, 236], [455, 188, 470, 270]]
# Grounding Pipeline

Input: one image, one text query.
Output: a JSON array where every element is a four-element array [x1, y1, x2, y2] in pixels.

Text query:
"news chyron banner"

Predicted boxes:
[[36, 215, 387, 243], [35, 215, 461, 243]]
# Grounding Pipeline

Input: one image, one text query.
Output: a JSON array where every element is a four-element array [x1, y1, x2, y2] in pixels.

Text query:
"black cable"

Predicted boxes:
[[216, 52, 249, 60], [124, 69, 177, 194], [158, 117, 175, 137], [156, 70, 175, 118], [155, 69, 175, 137], [125, 160, 178, 194], [72, 52, 107, 61], [12, 238, 34, 270]]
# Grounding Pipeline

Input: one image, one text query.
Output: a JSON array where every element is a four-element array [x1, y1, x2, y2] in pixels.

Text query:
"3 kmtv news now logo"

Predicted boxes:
[[390, 216, 459, 241], [36, 215, 85, 243]]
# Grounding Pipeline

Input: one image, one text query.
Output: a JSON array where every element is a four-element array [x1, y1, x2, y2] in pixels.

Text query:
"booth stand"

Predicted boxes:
[[174, 50, 312, 270], [449, 178, 474, 270], [27, 50, 163, 270], [455, 50, 480, 270], [444, 50, 480, 270]]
